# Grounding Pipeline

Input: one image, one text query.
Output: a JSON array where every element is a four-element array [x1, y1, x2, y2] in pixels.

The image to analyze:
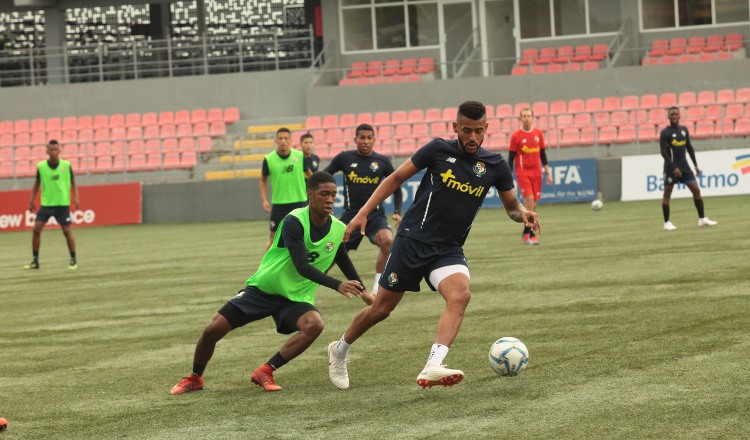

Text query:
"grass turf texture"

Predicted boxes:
[[1, 195, 749, 439]]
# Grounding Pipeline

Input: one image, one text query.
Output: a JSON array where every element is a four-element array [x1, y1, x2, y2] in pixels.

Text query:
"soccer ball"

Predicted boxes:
[[488, 337, 529, 376], [591, 199, 604, 211]]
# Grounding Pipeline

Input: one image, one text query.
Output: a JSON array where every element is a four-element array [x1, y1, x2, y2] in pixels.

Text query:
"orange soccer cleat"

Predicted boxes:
[[170, 373, 204, 395], [251, 366, 283, 392]]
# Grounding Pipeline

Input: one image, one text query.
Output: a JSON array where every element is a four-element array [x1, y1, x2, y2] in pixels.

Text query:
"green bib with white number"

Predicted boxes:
[[246, 207, 345, 304]]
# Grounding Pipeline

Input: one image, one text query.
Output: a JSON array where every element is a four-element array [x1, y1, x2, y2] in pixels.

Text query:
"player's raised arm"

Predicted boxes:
[[344, 159, 420, 241]]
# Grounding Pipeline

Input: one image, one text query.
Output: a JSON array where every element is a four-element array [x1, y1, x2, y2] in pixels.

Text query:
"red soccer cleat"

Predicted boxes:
[[170, 374, 204, 395], [251, 366, 283, 392]]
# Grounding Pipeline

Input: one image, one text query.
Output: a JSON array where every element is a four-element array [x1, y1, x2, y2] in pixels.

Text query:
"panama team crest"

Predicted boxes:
[[387, 272, 398, 285], [325, 241, 334, 253], [473, 161, 486, 177], [370, 162, 379, 172]]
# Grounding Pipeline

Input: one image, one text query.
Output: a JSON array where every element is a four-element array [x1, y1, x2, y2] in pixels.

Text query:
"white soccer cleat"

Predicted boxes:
[[417, 364, 464, 389], [698, 217, 717, 227], [663, 221, 677, 231], [328, 341, 350, 390]]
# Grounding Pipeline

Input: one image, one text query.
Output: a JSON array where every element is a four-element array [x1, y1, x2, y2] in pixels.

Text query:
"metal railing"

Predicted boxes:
[[0, 28, 315, 87]]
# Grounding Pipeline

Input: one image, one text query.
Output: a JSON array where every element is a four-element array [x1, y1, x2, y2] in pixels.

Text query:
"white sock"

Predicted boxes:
[[336, 335, 351, 357], [426, 343, 449, 366], [372, 273, 381, 295]]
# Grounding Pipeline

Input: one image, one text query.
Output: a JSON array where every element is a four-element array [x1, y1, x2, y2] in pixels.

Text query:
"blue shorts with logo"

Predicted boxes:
[[379, 235, 468, 293], [663, 166, 696, 185], [340, 209, 391, 250], [36, 206, 72, 226]]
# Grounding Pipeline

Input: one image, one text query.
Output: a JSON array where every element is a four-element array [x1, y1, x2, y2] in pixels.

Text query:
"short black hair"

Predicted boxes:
[[308, 171, 336, 190], [300, 133, 313, 142], [276, 127, 291, 137], [355, 123, 375, 137], [667, 106, 680, 113], [457, 101, 487, 121], [48, 139, 59, 145]]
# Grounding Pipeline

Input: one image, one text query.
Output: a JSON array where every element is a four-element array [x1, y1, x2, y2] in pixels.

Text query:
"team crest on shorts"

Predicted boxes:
[[387, 272, 398, 285], [325, 241, 334, 253], [370, 162, 379, 172], [473, 161, 486, 177]]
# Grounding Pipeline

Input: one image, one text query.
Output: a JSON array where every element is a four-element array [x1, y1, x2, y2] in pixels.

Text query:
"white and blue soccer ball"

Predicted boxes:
[[591, 199, 604, 211], [488, 337, 529, 376]]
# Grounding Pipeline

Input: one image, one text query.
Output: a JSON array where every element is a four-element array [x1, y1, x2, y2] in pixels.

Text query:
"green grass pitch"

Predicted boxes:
[[1, 195, 749, 439]]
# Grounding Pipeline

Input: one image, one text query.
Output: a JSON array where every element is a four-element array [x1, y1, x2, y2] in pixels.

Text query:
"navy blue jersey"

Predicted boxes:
[[324, 150, 396, 213], [660, 125, 695, 172], [304, 153, 320, 175], [399, 138, 515, 247]]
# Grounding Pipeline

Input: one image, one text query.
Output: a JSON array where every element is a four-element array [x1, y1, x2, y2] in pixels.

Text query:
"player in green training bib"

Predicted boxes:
[[23, 140, 80, 271], [171, 172, 374, 395], [259, 127, 310, 251]]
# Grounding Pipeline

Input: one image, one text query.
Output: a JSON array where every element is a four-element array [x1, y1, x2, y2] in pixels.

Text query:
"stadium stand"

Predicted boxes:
[[340, 58, 436, 85], [0, 107, 236, 177], [301, 87, 750, 158]]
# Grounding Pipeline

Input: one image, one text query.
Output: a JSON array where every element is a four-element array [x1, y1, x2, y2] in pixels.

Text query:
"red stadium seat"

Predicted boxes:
[[93, 115, 109, 129], [407, 110, 424, 123], [568, 99, 585, 113], [356, 113, 374, 125], [732, 117, 750, 137], [398, 58, 418, 75], [532, 101, 549, 116], [571, 45, 591, 63], [610, 111, 630, 127], [585, 98, 603, 113], [667, 38, 687, 55], [126, 127, 143, 140], [603, 96, 621, 111], [554, 46, 573, 64], [14, 119, 30, 134], [547, 64, 563, 73], [209, 122, 226, 136], [30, 118, 45, 133], [678, 92, 697, 106], [698, 53, 715, 62], [44, 118, 60, 133], [659, 93, 677, 108], [142, 112, 158, 127], [339, 113, 356, 128], [615, 124, 636, 143], [191, 109, 207, 123], [640, 94, 658, 109], [157, 112, 174, 126], [143, 125, 160, 139], [536, 47, 555, 65], [383, 59, 401, 76], [418, 57, 435, 74], [125, 113, 141, 128], [78, 129, 94, 143], [715, 89, 734, 104], [176, 123, 192, 137], [564, 62, 581, 72], [637, 123, 657, 142], [725, 33, 743, 51], [511, 66, 528, 75], [193, 122, 209, 136], [76, 116, 92, 130], [693, 120, 715, 139], [206, 108, 223, 123], [109, 114, 125, 128], [305, 116, 322, 129], [174, 111, 190, 125], [347, 61, 367, 79], [374, 112, 391, 125], [735, 88, 750, 102], [549, 100, 567, 115], [704, 35, 723, 52], [560, 127, 580, 146], [589, 44, 608, 61], [687, 36, 706, 54], [530, 65, 545, 74], [224, 107, 240, 124], [160, 125, 176, 138]]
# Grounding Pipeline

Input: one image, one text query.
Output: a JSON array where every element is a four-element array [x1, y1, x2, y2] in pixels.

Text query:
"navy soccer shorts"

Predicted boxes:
[[220, 286, 318, 334], [35, 206, 72, 226], [270, 201, 308, 232], [340, 209, 391, 250], [378, 235, 469, 293]]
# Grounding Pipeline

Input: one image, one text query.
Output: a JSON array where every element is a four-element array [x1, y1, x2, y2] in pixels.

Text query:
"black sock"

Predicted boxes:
[[662, 204, 670, 222], [522, 226, 531, 235], [694, 199, 705, 218], [32, 250, 39, 261], [192, 363, 206, 376], [70, 252, 76, 261], [267, 352, 288, 370]]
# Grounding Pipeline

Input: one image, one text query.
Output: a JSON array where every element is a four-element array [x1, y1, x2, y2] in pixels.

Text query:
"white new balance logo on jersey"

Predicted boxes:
[[446, 157, 456, 163]]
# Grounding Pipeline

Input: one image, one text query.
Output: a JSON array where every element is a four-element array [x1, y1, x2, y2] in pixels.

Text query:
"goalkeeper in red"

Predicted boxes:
[[508, 107, 552, 245], [170, 172, 372, 394]]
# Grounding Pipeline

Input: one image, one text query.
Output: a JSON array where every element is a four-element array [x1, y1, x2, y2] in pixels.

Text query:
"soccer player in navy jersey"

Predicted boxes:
[[327, 101, 541, 390], [300, 133, 320, 178], [324, 124, 403, 295], [660, 107, 717, 231]]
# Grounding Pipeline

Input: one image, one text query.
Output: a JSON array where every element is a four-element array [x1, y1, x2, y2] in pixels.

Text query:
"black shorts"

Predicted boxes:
[[220, 286, 318, 334], [270, 201, 308, 232], [340, 209, 391, 250], [35, 206, 72, 226], [664, 167, 696, 185], [379, 235, 468, 293]]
